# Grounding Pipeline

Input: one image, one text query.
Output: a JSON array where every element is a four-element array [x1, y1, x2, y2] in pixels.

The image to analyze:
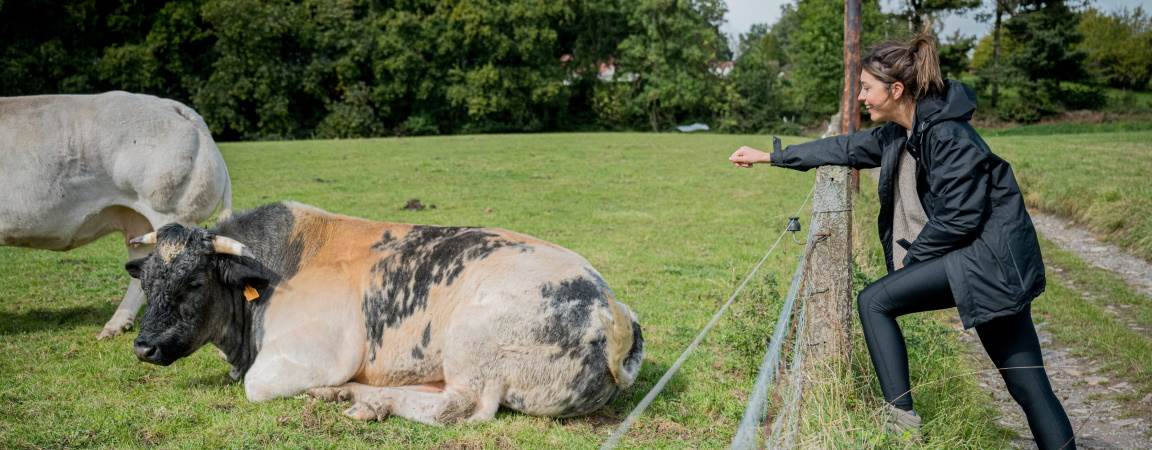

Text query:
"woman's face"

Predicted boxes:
[[858, 70, 899, 123]]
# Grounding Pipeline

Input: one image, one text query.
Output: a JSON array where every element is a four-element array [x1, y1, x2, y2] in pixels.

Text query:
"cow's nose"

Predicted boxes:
[[133, 340, 159, 362]]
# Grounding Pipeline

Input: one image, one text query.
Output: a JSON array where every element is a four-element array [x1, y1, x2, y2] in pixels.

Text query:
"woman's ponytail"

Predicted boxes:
[[863, 24, 946, 100], [909, 31, 944, 99]]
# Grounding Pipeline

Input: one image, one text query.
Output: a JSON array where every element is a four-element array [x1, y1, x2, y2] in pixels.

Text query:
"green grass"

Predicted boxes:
[[0, 133, 818, 448], [990, 130, 1152, 261], [978, 119, 1152, 137]]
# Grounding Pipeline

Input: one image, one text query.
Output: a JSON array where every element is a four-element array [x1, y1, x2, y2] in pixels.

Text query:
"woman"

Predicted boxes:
[[728, 33, 1075, 449]]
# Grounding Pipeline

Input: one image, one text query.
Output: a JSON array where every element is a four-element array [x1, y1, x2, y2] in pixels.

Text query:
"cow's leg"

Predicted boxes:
[[98, 211, 156, 339], [309, 381, 502, 426]]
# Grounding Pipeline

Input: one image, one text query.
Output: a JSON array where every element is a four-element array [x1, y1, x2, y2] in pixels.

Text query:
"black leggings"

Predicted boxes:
[[857, 256, 1075, 449]]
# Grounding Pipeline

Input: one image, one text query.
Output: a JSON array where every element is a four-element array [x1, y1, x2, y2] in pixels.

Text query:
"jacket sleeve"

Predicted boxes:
[[905, 131, 991, 263], [769, 126, 888, 171]]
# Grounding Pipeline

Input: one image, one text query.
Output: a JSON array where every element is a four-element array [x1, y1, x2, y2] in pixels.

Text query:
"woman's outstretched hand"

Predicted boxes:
[[729, 146, 771, 168]]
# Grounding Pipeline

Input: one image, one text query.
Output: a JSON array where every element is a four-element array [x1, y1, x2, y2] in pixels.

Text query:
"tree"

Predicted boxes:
[[938, 30, 976, 79], [720, 23, 789, 133], [611, 0, 729, 131], [1078, 7, 1152, 90], [898, 0, 981, 33], [997, 0, 1089, 121], [1005, 0, 1086, 83], [776, 0, 895, 122], [971, 0, 1023, 109], [0, 1, 169, 95]]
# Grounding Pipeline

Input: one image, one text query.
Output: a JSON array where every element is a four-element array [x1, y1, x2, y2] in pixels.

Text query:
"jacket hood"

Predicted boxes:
[[915, 80, 977, 128]]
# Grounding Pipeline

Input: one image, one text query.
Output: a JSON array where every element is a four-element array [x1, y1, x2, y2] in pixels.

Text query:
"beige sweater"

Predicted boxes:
[[892, 134, 929, 269]]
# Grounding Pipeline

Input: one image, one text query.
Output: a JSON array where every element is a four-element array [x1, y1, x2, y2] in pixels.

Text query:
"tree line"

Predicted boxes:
[[2, 0, 1148, 140]]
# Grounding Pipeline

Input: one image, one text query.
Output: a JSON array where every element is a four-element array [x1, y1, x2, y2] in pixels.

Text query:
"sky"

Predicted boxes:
[[721, 0, 1152, 47]]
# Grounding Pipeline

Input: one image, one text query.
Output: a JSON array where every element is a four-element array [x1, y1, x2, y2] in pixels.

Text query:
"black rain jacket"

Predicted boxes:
[[769, 81, 1045, 328]]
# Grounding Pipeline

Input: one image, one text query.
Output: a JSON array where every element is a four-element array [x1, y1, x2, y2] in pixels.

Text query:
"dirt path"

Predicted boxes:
[[957, 320, 1150, 449], [1031, 212, 1152, 301], [956, 211, 1152, 449]]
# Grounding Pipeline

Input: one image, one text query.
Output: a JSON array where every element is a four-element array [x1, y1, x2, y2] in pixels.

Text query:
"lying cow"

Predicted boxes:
[[126, 202, 644, 424], [0, 91, 232, 338]]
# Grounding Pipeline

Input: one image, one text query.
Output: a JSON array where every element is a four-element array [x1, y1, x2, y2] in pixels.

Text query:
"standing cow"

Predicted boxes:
[[126, 202, 644, 424], [0, 91, 232, 338]]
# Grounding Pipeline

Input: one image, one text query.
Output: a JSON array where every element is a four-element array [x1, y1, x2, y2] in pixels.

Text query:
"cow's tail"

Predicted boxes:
[[606, 298, 644, 389]]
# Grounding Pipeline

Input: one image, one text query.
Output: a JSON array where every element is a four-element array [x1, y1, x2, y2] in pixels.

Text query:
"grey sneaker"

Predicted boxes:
[[884, 404, 923, 441]]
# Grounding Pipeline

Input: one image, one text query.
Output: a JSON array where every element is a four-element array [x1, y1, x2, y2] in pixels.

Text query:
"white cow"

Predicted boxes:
[[0, 91, 232, 338]]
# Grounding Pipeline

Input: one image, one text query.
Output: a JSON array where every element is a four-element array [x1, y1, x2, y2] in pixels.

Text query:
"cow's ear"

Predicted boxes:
[[215, 255, 275, 290], [125, 258, 146, 279]]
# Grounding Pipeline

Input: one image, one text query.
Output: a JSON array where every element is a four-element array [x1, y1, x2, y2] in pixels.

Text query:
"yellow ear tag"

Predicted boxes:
[[243, 285, 260, 302]]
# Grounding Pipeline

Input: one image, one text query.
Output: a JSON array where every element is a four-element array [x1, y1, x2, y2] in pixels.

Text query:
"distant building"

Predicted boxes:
[[709, 60, 734, 77], [560, 54, 637, 83], [598, 58, 637, 82]]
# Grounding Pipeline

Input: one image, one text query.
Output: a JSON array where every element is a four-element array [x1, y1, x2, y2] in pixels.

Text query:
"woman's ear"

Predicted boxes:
[[890, 81, 906, 101]]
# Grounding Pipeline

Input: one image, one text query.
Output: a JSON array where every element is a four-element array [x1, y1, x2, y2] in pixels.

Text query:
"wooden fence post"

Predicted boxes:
[[802, 165, 854, 365], [802, 0, 860, 363], [841, 0, 862, 192]]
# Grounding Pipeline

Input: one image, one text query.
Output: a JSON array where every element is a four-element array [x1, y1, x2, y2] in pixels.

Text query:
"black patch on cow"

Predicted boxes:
[[535, 276, 608, 360], [211, 202, 311, 374], [556, 337, 618, 418], [505, 393, 527, 412], [530, 273, 624, 417], [370, 230, 395, 252], [362, 226, 525, 361], [623, 320, 645, 376], [408, 322, 433, 360], [214, 203, 308, 281]]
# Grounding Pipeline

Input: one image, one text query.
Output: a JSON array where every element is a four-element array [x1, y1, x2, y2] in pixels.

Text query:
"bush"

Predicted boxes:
[[314, 84, 386, 139], [1105, 89, 1152, 114], [997, 81, 1061, 123], [1060, 82, 1108, 110], [396, 115, 440, 137]]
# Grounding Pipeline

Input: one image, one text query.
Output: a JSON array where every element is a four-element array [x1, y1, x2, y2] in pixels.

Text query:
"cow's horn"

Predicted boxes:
[[129, 232, 157, 246], [212, 236, 254, 258]]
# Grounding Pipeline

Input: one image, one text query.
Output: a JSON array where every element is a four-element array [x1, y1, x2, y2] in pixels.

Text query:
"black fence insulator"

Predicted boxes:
[[787, 216, 802, 233]]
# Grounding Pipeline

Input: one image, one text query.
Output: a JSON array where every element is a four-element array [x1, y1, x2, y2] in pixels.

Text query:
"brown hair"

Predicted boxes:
[[862, 29, 944, 100]]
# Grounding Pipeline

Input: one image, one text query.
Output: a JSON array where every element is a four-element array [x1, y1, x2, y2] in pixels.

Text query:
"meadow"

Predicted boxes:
[[2, 130, 1145, 448]]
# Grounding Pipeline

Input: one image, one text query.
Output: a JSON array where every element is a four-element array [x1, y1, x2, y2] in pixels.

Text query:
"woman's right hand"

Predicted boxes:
[[729, 146, 771, 168]]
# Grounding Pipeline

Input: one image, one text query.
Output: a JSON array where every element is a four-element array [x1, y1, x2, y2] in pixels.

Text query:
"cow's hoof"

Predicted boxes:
[[97, 323, 131, 340], [344, 402, 388, 421], [98, 313, 135, 340], [308, 386, 353, 403]]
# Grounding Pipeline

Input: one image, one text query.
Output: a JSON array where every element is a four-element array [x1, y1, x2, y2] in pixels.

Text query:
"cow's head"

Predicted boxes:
[[125, 223, 274, 366]]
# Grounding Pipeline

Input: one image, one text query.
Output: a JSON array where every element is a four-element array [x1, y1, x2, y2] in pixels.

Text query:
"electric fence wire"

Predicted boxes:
[[600, 182, 817, 450]]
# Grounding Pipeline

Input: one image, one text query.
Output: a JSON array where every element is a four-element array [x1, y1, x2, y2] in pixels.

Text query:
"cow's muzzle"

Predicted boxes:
[[133, 339, 172, 365]]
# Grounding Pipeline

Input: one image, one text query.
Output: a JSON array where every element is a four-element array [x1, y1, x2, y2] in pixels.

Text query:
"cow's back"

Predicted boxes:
[[0, 92, 229, 249]]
